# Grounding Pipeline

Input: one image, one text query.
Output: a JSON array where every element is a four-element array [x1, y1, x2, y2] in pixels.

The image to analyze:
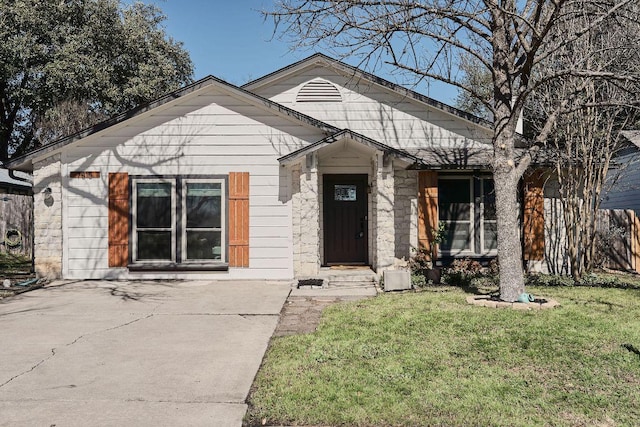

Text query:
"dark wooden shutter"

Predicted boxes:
[[418, 171, 439, 260], [229, 172, 249, 267], [523, 170, 545, 261], [108, 173, 129, 267]]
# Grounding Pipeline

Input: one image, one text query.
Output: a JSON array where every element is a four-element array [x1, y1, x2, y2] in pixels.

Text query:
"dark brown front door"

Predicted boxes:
[[323, 174, 368, 265]]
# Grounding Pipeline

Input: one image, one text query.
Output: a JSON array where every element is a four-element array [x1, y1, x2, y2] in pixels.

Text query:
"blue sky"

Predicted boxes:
[[144, 1, 458, 104]]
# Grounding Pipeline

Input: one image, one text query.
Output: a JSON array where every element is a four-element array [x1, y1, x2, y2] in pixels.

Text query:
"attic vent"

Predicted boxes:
[[296, 79, 342, 103]]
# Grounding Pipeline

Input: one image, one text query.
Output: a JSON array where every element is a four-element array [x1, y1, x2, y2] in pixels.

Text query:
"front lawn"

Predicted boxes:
[[246, 285, 640, 426]]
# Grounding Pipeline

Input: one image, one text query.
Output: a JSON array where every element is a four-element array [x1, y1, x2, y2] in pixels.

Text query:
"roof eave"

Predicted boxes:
[[6, 73, 342, 172], [278, 129, 422, 167]]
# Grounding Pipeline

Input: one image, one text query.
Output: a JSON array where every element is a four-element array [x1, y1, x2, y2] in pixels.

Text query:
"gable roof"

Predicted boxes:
[[243, 53, 492, 129], [5, 75, 341, 172], [6, 54, 519, 173], [278, 129, 423, 166]]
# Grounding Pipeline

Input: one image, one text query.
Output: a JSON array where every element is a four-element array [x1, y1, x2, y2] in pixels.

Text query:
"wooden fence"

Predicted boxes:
[[596, 209, 640, 273], [0, 192, 33, 258]]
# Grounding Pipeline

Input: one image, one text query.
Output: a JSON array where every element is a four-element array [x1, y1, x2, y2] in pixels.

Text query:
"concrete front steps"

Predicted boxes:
[[292, 267, 379, 297]]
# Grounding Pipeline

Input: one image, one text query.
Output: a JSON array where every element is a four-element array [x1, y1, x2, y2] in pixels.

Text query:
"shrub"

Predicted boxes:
[[442, 258, 483, 287], [525, 273, 640, 290], [408, 248, 433, 273], [526, 274, 575, 287], [411, 273, 427, 288]]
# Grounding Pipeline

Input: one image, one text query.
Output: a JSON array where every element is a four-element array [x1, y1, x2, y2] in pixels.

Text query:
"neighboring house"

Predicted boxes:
[[0, 168, 31, 195], [5, 54, 553, 280], [0, 168, 33, 257], [601, 131, 640, 213]]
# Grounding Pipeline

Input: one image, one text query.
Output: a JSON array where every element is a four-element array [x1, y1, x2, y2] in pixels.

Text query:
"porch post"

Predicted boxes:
[[373, 152, 395, 272], [296, 153, 321, 276]]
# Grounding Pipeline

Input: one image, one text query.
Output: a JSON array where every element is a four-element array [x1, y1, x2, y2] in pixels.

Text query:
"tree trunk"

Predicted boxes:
[[0, 126, 10, 162], [493, 132, 526, 302]]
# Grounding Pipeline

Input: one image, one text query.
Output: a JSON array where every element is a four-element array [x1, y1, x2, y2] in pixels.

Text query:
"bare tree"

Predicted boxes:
[[530, 3, 640, 279], [269, 0, 638, 301], [454, 53, 493, 121]]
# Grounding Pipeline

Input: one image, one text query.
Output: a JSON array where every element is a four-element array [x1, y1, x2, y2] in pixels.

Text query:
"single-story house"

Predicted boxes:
[[5, 54, 554, 280]]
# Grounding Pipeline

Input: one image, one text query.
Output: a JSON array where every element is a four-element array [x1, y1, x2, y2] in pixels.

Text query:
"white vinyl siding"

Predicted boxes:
[[250, 66, 493, 150], [60, 84, 326, 280]]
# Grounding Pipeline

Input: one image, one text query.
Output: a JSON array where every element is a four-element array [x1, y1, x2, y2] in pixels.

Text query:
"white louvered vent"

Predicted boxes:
[[296, 79, 342, 103]]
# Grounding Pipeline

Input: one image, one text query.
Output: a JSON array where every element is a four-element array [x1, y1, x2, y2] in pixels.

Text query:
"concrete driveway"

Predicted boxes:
[[0, 280, 290, 427]]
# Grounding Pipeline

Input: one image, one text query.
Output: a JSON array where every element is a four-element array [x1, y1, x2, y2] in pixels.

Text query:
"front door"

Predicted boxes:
[[323, 174, 368, 265]]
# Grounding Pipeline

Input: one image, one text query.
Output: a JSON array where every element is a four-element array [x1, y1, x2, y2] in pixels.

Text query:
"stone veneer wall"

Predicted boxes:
[[372, 153, 395, 272], [32, 154, 63, 279], [394, 169, 418, 264], [292, 158, 321, 276], [292, 154, 410, 277]]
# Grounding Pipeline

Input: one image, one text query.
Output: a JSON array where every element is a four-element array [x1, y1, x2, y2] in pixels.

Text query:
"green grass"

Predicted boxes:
[[246, 285, 640, 426]]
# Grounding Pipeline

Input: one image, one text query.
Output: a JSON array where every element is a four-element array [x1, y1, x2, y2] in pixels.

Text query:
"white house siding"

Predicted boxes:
[[51, 87, 326, 280], [249, 66, 493, 153], [601, 152, 640, 213]]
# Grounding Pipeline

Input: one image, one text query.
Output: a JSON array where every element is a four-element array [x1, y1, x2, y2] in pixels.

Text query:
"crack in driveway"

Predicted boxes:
[[0, 313, 155, 389]]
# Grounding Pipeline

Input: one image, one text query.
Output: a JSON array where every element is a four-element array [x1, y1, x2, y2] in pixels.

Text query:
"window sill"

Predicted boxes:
[[128, 262, 229, 272]]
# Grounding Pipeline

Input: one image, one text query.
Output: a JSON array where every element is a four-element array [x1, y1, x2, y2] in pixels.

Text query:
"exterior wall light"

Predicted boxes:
[[43, 187, 54, 205]]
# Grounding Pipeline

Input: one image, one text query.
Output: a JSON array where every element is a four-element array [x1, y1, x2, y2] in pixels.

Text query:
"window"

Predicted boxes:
[[481, 179, 497, 252], [134, 180, 175, 261], [439, 178, 472, 252], [183, 180, 224, 261], [438, 175, 496, 256], [132, 176, 226, 265]]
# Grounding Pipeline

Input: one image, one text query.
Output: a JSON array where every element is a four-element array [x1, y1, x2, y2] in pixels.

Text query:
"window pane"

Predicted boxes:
[[186, 230, 222, 260], [483, 179, 496, 220], [441, 223, 471, 251], [137, 231, 172, 260], [334, 185, 357, 201], [439, 179, 471, 220], [186, 183, 221, 228], [137, 183, 172, 228], [484, 222, 498, 251]]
